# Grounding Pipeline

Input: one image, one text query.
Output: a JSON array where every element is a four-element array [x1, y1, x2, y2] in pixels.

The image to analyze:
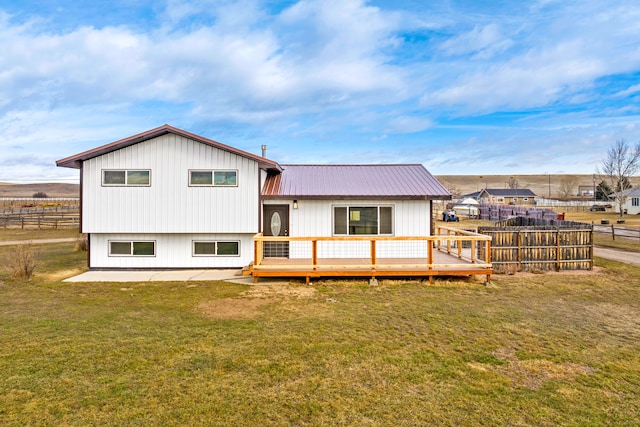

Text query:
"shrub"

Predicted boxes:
[[74, 236, 88, 252], [32, 192, 48, 198], [6, 244, 38, 280]]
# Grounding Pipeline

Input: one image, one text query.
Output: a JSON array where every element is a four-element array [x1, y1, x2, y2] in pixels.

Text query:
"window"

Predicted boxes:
[[333, 206, 393, 235], [109, 241, 155, 256], [189, 170, 237, 186], [103, 170, 150, 186], [193, 241, 240, 256], [632, 197, 639, 207]]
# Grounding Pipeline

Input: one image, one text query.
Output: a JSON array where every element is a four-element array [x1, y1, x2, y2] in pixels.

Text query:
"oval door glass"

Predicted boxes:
[[270, 212, 282, 236]]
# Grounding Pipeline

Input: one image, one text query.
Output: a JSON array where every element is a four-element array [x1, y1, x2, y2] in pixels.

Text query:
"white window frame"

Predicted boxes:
[[332, 205, 394, 236], [108, 241, 156, 257], [192, 240, 240, 257], [188, 170, 238, 187], [102, 169, 151, 186]]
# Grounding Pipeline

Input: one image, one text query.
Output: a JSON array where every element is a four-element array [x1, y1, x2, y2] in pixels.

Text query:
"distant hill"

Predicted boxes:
[[0, 174, 638, 200], [0, 183, 80, 198]]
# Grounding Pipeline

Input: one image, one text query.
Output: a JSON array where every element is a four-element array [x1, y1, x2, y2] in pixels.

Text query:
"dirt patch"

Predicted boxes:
[[468, 347, 595, 390], [197, 284, 318, 320], [504, 266, 603, 278]]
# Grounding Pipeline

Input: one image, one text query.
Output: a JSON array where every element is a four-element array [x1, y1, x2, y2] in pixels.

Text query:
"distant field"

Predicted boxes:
[[436, 174, 640, 199], [0, 183, 79, 198]]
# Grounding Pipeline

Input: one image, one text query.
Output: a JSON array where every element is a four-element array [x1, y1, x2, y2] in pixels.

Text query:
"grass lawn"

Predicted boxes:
[[1, 243, 640, 425], [0, 228, 82, 242]]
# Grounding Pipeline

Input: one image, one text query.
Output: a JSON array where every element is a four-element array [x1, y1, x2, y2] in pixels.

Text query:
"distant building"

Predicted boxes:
[[577, 185, 595, 197], [462, 188, 536, 206], [613, 186, 640, 215]]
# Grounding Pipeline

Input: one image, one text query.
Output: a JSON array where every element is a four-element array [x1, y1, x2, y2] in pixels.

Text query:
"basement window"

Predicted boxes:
[[333, 206, 393, 236], [102, 170, 150, 186], [193, 241, 240, 256], [109, 241, 155, 256]]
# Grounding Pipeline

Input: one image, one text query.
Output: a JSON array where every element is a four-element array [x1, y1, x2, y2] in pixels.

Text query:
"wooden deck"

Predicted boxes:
[[249, 227, 493, 284]]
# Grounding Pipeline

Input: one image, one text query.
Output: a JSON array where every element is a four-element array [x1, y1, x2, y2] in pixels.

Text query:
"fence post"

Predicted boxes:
[[556, 229, 561, 272], [611, 224, 615, 241]]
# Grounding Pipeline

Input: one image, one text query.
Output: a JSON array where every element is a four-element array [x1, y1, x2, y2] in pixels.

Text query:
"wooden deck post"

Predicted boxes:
[[312, 240, 318, 271], [471, 240, 476, 263], [371, 239, 377, 266]]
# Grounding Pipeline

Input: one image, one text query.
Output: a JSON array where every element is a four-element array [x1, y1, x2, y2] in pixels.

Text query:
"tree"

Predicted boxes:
[[615, 176, 632, 193], [32, 192, 48, 198], [558, 175, 578, 199], [598, 139, 640, 217], [507, 177, 518, 189], [595, 181, 612, 201]]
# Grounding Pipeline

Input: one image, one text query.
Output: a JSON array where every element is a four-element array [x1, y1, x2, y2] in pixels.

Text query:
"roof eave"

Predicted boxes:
[[262, 195, 452, 201]]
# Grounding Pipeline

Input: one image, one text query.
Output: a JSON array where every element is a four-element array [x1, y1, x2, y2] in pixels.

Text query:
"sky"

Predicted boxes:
[[1, 0, 639, 183]]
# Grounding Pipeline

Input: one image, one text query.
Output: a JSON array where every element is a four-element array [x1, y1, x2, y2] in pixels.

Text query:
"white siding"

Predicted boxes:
[[264, 199, 431, 259], [90, 233, 253, 268], [82, 134, 260, 233]]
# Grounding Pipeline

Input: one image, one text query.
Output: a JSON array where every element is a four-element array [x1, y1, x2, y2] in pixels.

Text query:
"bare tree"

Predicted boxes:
[[507, 177, 518, 189], [597, 139, 640, 217], [558, 175, 578, 199]]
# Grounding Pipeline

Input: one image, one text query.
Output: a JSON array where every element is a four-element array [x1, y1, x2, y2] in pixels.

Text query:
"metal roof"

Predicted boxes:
[[479, 188, 537, 197], [262, 164, 451, 200], [56, 124, 282, 172]]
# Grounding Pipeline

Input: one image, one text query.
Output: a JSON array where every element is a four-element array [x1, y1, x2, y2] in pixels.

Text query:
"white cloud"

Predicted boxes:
[[1, 0, 640, 181], [439, 24, 513, 59]]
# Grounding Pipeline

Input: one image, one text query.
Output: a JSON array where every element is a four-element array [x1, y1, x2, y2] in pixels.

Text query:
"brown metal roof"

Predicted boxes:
[[262, 164, 451, 200], [56, 124, 282, 172]]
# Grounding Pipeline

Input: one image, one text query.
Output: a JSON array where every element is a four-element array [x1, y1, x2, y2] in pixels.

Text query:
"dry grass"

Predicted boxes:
[[4, 244, 38, 279], [0, 228, 81, 242], [1, 242, 640, 425]]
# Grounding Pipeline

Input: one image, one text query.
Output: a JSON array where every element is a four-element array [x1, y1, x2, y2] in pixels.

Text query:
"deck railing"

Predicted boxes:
[[251, 226, 492, 283]]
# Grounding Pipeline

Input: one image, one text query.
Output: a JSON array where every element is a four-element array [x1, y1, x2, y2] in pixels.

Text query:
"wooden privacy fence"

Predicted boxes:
[[478, 220, 593, 273], [478, 204, 561, 222]]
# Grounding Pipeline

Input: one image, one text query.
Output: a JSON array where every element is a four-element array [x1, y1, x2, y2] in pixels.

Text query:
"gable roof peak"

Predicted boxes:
[[56, 124, 282, 172]]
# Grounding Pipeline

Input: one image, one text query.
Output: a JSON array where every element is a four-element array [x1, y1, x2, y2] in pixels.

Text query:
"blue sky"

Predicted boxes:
[[1, 0, 639, 183]]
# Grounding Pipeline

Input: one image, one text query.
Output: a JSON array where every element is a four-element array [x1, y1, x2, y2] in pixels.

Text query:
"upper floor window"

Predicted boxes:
[[109, 241, 155, 256], [333, 205, 393, 236], [189, 170, 238, 187], [103, 170, 150, 186]]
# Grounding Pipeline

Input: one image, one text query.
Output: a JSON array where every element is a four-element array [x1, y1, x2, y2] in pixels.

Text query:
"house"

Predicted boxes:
[[614, 186, 640, 215], [56, 124, 456, 270], [463, 188, 537, 206]]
